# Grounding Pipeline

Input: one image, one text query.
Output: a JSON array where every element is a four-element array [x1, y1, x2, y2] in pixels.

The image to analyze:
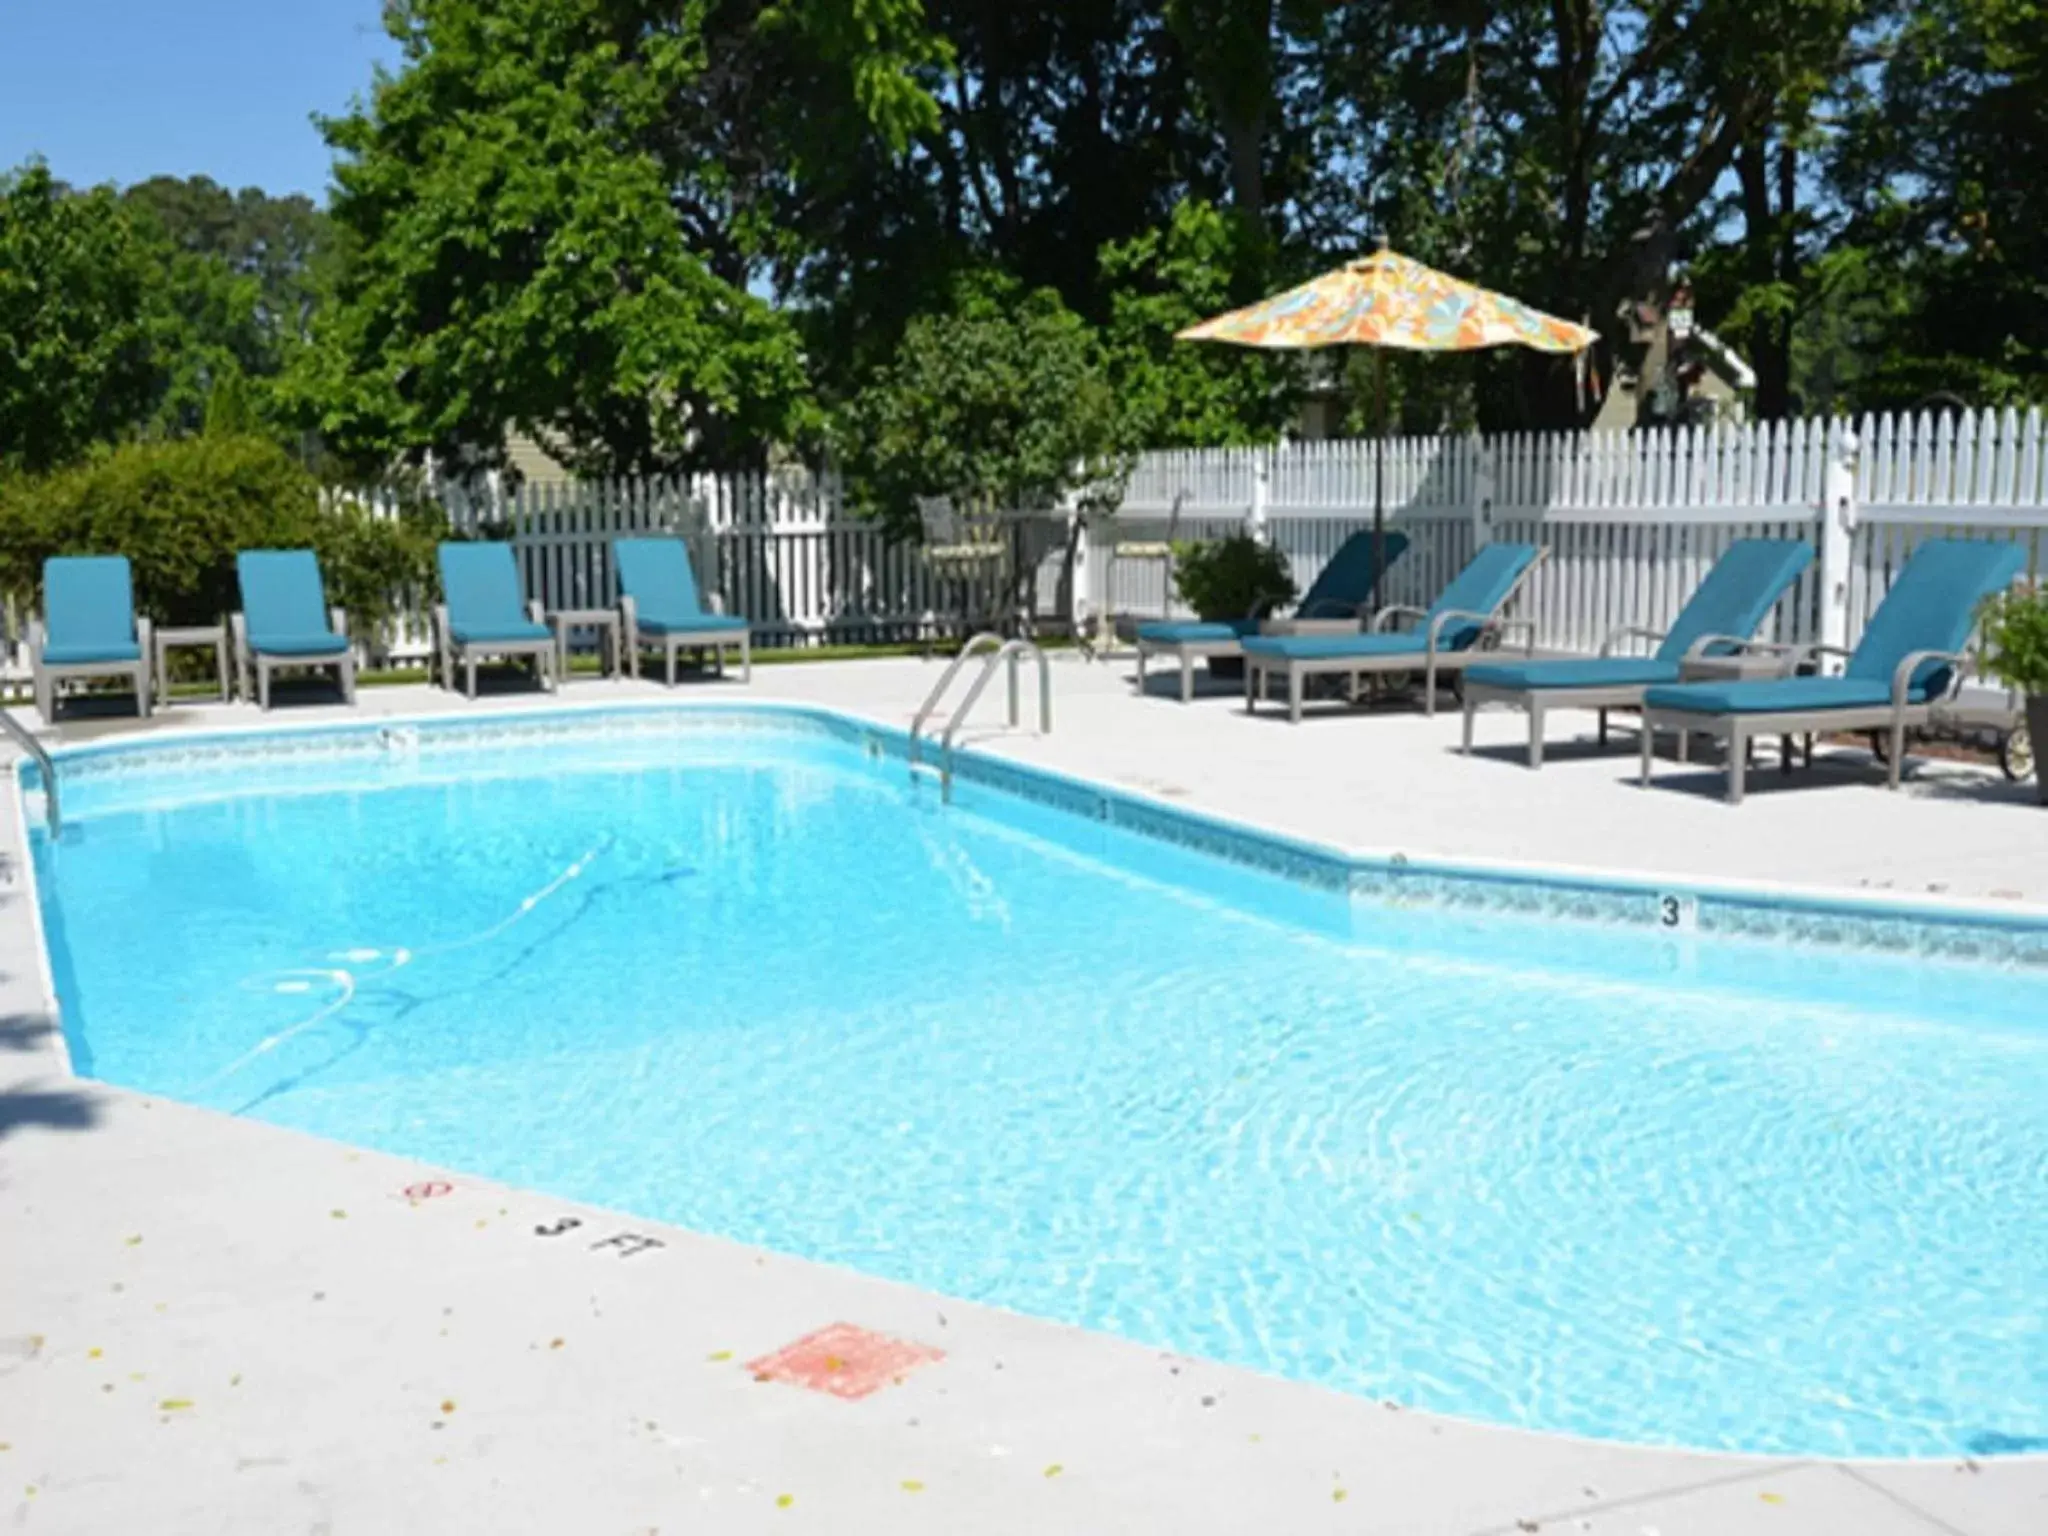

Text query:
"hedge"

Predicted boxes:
[[0, 435, 443, 635]]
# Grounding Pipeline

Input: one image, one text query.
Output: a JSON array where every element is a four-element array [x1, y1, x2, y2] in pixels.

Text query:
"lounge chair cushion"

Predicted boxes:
[[43, 556, 139, 661], [252, 632, 351, 658], [1246, 544, 1538, 664], [1241, 631, 1432, 661], [439, 542, 543, 648], [1294, 530, 1409, 615], [635, 612, 748, 637], [1645, 540, 2027, 718], [1840, 539, 2026, 699], [1643, 677, 1899, 715], [1652, 539, 1813, 661], [450, 618, 552, 646], [615, 537, 730, 614], [1421, 543, 1542, 650], [42, 640, 142, 666], [1466, 657, 1681, 691], [238, 550, 345, 654], [1136, 619, 1259, 643]]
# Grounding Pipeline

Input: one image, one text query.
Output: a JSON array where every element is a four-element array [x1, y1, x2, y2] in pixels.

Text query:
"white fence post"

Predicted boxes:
[[1471, 435, 1495, 550], [1249, 450, 1270, 541], [1062, 491, 1090, 640], [1818, 421, 1859, 668]]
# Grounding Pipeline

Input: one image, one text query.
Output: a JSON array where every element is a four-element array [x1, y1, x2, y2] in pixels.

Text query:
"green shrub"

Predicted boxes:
[[1982, 583, 2048, 695], [1171, 531, 1297, 621], [836, 270, 1129, 540], [0, 435, 442, 635]]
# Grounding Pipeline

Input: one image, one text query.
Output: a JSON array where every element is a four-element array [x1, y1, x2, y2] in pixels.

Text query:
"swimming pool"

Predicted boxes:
[[26, 704, 2048, 1460]]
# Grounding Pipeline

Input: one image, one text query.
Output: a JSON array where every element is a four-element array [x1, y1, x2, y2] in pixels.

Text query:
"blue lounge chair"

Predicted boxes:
[[612, 537, 750, 684], [1638, 538, 2026, 802], [434, 542, 558, 698], [1461, 538, 1814, 767], [1134, 529, 1411, 703], [233, 549, 356, 710], [1242, 543, 1543, 721], [30, 556, 152, 721]]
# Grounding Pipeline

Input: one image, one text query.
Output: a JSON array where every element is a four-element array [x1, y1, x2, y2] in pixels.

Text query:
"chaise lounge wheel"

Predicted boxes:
[[2001, 723, 2034, 784]]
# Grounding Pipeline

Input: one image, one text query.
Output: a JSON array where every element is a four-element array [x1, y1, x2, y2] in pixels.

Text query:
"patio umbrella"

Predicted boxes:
[[1177, 239, 1597, 580]]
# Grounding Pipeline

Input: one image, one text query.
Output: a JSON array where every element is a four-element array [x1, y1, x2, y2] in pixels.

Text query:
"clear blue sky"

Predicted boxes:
[[0, 0, 398, 200]]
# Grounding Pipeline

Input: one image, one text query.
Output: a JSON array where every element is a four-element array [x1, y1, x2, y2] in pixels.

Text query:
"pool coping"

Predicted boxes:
[[22, 695, 2048, 972]]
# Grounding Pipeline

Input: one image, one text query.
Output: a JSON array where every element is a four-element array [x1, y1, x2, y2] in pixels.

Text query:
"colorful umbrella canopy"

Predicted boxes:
[[1176, 245, 1596, 354], [1176, 245, 1596, 585]]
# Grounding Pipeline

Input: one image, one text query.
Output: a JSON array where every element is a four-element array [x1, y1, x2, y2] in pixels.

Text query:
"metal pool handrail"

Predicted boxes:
[[939, 638, 1051, 802], [909, 630, 1007, 772], [1, 705, 58, 834]]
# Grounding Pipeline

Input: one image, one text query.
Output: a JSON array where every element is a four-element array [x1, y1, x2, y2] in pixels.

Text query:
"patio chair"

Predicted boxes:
[[1135, 529, 1413, 703], [917, 495, 1008, 643], [1461, 538, 1813, 767], [1638, 537, 2026, 803], [1096, 490, 1186, 656], [1242, 542, 1543, 722], [433, 542, 558, 699], [612, 536, 751, 684], [29, 555, 152, 721], [232, 550, 357, 710]]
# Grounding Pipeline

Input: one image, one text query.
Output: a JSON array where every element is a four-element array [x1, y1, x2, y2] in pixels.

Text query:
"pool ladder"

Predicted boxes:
[[909, 632, 1052, 802], [1, 704, 58, 834]]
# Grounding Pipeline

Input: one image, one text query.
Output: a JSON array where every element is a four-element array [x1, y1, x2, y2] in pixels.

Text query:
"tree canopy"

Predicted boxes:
[[3, 0, 2043, 494], [0, 164, 157, 472]]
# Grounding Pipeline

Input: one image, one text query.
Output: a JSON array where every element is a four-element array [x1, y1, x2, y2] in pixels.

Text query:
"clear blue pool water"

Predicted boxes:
[[31, 709, 2048, 1459]]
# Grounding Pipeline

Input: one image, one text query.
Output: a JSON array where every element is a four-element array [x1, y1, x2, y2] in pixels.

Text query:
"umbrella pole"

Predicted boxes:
[[1372, 349, 1387, 591]]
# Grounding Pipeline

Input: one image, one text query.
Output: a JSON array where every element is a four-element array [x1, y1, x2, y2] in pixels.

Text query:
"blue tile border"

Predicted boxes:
[[21, 700, 2048, 969]]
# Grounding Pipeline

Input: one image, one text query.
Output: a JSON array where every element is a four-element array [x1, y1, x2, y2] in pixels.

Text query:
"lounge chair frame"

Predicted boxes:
[[230, 608, 357, 710], [1134, 529, 1406, 701], [432, 600, 559, 699], [1244, 550, 1547, 723], [618, 594, 751, 685], [29, 616, 154, 721], [1461, 627, 1805, 769], [1638, 644, 1972, 804], [1136, 616, 1358, 703]]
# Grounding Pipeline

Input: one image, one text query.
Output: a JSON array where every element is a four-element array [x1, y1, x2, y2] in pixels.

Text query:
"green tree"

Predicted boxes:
[[1828, 0, 2047, 409], [836, 272, 1126, 538], [122, 176, 333, 438], [1098, 198, 1297, 447], [0, 163, 157, 471], [298, 0, 948, 476]]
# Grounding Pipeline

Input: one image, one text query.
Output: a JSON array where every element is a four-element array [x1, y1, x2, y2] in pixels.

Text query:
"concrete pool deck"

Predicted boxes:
[[4, 654, 2046, 1534]]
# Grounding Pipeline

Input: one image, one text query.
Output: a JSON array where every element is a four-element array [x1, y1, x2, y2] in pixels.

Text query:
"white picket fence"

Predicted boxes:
[[6, 407, 2042, 689], [354, 469, 1078, 667], [1106, 408, 2048, 660]]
